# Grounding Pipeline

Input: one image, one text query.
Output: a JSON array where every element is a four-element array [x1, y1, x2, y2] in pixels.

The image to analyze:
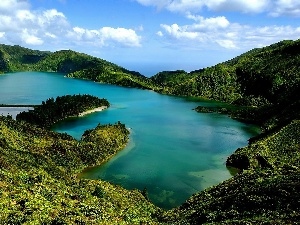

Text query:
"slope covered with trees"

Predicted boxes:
[[151, 39, 300, 107], [16, 94, 109, 129], [163, 120, 300, 224], [0, 114, 160, 224], [0, 44, 155, 90], [0, 44, 50, 72], [2, 39, 300, 105], [1, 40, 300, 223], [1, 100, 300, 223]]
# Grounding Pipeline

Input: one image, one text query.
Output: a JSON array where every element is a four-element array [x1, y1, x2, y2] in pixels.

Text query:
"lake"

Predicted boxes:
[[0, 72, 260, 209]]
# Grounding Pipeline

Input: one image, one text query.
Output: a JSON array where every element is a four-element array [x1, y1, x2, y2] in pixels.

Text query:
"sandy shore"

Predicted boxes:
[[78, 106, 107, 117]]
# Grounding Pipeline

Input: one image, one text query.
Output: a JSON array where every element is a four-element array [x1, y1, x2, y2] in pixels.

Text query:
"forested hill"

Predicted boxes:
[[2, 39, 300, 106], [0, 44, 156, 90], [151, 39, 300, 107], [0, 44, 51, 71]]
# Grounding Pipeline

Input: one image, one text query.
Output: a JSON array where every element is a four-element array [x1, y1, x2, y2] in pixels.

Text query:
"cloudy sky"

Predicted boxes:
[[1, 0, 300, 76]]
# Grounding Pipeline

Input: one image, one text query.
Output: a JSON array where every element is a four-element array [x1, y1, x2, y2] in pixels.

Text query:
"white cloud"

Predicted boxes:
[[203, 0, 270, 13], [45, 32, 57, 39], [158, 15, 233, 48], [271, 0, 300, 17], [0, 1, 142, 48], [157, 31, 163, 37], [158, 15, 300, 50], [136, 25, 144, 32], [134, 0, 171, 9], [186, 14, 230, 30], [216, 39, 236, 49], [67, 26, 141, 47], [161, 24, 198, 39], [100, 27, 141, 47], [167, 0, 205, 13], [21, 29, 43, 45], [0, 0, 29, 14], [135, 0, 270, 13], [16, 9, 35, 21], [0, 15, 14, 31], [135, 0, 300, 17]]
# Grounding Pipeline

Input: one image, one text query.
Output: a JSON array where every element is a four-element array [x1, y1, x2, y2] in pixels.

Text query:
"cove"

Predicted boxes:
[[0, 72, 260, 209]]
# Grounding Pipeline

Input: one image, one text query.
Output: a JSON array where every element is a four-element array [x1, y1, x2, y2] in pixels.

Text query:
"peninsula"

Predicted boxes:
[[16, 94, 110, 129]]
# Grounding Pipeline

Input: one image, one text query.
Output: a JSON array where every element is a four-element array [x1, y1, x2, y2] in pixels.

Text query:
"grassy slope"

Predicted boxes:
[[150, 40, 300, 223], [1, 40, 300, 223], [151, 39, 300, 106], [1, 114, 299, 224], [0, 116, 159, 224], [163, 120, 300, 224], [0, 44, 155, 90]]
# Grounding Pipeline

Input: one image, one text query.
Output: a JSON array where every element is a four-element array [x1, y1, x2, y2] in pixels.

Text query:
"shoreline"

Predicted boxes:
[[78, 106, 107, 117]]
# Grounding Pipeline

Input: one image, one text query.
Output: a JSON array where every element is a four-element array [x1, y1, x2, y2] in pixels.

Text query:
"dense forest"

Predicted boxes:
[[0, 115, 162, 224], [0, 44, 157, 90], [16, 94, 110, 128], [152, 40, 300, 107], [1, 40, 300, 223], [2, 40, 300, 108]]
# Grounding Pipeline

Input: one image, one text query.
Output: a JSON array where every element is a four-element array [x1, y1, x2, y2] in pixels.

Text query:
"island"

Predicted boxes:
[[16, 94, 109, 129]]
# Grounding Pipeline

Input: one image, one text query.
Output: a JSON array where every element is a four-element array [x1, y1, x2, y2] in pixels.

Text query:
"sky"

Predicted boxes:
[[1, 0, 300, 76]]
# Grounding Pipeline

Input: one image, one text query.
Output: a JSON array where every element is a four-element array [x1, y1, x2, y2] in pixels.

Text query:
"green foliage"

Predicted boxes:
[[16, 94, 109, 128], [164, 169, 300, 224], [150, 70, 190, 86], [0, 115, 159, 224], [2, 40, 300, 224], [151, 39, 300, 106], [35, 50, 101, 73], [79, 122, 130, 165], [160, 120, 300, 224], [0, 44, 157, 90], [2, 39, 300, 106], [228, 120, 300, 171], [67, 67, 158, 90], [0, 44, 50, 72]]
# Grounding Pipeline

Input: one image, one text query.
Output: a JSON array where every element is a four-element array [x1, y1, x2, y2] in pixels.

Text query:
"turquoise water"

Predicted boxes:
[[0, 72, 260, 209]]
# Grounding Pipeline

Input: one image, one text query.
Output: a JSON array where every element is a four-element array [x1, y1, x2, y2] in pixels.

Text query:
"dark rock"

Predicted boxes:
[[256, 154, 273, 169], [226, 153, 250, 170]]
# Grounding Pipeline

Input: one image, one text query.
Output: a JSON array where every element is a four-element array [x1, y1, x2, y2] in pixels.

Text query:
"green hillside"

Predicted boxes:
[[164, 120, 300, 224], [0, 44, 155, 90], [0, 44, 50, 72], [3, 39, 300, 104], [0, 113, 160, 224], [151, 39, 300, 107], [1, 40, 300, 223]]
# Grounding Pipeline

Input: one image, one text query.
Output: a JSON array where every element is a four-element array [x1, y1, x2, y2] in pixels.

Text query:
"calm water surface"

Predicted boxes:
[[0, 72, 260, 209]]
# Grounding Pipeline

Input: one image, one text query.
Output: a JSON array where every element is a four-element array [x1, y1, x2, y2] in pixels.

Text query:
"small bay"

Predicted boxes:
[[0, 72, 260, 209]]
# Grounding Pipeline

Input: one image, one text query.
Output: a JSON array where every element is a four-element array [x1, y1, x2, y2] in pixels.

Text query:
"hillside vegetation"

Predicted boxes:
[[16, 94, 109, 129], [0, 44, 156, 90], [162, 120, 300, 224], [152, 40, 300, 106], [0, 114, 160, 224], [1, 40, 300, 223], [2, 40, 300, 107]]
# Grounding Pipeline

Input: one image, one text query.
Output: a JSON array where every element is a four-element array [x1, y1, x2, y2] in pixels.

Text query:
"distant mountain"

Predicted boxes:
[[0, 44, 156, 90], [2, 40, 300, 107], [0, 44, 50, 72], [2, 40, 300, 129], [151, 39, 300, 107], [155, 40, 300, 224]]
